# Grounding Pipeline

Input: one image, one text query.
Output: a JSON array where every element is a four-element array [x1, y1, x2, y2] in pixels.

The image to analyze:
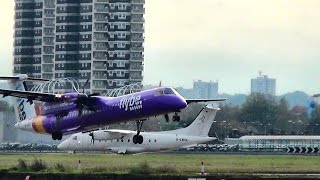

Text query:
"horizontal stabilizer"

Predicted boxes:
[[0, 88, 62, 102], [186, 98, 226, 104]]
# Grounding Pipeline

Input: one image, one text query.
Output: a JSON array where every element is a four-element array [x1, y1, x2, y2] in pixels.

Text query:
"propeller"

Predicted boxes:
[[76, 78, 100, 117]]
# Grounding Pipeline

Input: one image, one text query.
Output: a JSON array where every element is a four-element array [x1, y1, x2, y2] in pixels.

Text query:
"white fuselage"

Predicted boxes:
[[58, 131, 215, 154]]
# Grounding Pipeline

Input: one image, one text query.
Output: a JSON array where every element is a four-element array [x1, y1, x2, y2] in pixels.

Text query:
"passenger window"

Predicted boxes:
[[149, 139, 151, 142], [72, 136, 77, 140], [121, 139, 123, 142], [128, 139, 130, 142], [117, 139, 119, 142], [154, 139, 156, 143]]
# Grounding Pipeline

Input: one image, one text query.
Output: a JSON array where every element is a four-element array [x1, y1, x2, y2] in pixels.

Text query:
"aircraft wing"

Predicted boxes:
[[0, 88, 64, 102], [92, 129, 135, 140], [185, 98, 226, 104]]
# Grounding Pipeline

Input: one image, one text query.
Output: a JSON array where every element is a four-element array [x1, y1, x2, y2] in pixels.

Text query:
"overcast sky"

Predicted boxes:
[[1, 0, 319, 95]]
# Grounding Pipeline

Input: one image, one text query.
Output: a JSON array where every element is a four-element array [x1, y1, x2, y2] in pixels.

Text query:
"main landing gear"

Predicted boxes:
[[52, 132, 62, 140], [133, 120, 144, 144]]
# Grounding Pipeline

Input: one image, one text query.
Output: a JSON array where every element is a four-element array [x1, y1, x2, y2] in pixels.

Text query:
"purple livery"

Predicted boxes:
[[0, 74, 225, 143]]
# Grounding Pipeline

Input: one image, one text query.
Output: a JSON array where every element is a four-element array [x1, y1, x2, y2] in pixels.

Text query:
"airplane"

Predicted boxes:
[[57, 105, 219, 154], [0, 74, 225, 142]]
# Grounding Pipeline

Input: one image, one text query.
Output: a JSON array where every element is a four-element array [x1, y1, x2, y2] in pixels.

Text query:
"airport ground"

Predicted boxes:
[[0, 153, 320, 179]]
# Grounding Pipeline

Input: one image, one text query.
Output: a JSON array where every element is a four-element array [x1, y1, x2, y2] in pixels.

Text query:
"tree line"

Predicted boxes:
[[159, 93, 320, 139]]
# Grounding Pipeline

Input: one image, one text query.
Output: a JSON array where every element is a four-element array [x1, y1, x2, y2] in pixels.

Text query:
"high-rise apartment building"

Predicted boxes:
[[193, 80, 219, 99], [13, 0, 144, 94], [251, 73, 276, 96]]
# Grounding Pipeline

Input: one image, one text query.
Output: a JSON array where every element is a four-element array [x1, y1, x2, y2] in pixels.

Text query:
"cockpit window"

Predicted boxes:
[[72, 136, 77, 140], [164, 88, 175, 94], [154, 89, 165, 96]]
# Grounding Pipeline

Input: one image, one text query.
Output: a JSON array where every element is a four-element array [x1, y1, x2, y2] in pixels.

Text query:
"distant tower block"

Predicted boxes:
[[251, 72, 276, 96]]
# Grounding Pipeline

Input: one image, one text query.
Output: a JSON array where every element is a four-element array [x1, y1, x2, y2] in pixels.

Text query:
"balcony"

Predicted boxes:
[[95, 16, 108, 22], [43, 31, 54, 36], [94, 46, 108, 51], [132, 0, 145, 4], [131, 17, 145, 23], [131, 56, 144, 61], [131, 27, 144, 33], [131, 36, 144, 42], [43, 41, 54, 46], [95, 27, 108, 32], [96, 0, 108, 2], [94, 36, 108, 41], [43, 58, 53, 64], [130, 76, 143, 81], [93, 65, 106, 70], [93, 75, 107, 80], [130, 66, 143, 71], [131, 8, 145, 14], [93, 56, 107, 61], [131, 46, 144, 52], [96, 8, 108, 13]]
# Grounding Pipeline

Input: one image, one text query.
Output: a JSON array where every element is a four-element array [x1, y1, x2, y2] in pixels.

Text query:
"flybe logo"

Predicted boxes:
[[119, 95, 142, 111]]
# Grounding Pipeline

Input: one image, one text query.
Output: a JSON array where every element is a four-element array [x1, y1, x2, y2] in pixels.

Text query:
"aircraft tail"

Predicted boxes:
[[167, 105, 219, 137], [1, 74, 37, 122]]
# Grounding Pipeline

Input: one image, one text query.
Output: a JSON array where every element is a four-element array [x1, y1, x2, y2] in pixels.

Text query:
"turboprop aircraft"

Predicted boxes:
[[58, 105, 219, 153], [0, 74, 225, 142]]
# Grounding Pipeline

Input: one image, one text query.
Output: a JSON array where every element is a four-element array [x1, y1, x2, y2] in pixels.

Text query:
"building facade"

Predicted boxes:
[[13, 0, 144, 94], [193, 80, 219, 99], [0, 111, 17, 143], [251, 73, 276, 96]]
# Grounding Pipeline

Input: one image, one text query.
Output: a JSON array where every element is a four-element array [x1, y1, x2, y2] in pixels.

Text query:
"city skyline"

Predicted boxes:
[[1, 0, 320, 95]]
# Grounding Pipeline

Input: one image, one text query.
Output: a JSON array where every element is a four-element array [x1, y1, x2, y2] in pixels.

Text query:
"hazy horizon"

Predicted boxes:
[[1, 0, 319, 95]]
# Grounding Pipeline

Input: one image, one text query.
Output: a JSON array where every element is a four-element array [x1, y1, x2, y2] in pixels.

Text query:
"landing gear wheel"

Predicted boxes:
[[52, 132, 63, 140], [57, 132, 62, 140], [172, 113, 180, 122], [133, 135, 138, 144], [164, 114, 169, 122], [133, 120, 145, 144], [133, 135, 143, 144], [137, 135, 143, 144], [52, 134, 56, 140]]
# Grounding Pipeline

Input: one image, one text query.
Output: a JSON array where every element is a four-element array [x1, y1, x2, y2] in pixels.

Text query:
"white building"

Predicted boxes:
[[193, 80, 218, 99], [251, 73, 276, 96], [0, 111, 17, 143]]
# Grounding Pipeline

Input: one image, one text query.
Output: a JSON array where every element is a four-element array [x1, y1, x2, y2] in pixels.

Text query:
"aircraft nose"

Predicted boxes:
[[14, 120, 33, 132], [176, 97, 187, 109], [57, 141, 67, 150]]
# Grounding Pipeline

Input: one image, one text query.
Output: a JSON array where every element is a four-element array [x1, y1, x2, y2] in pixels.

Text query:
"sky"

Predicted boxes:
[[1, 0, 320, 95]]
